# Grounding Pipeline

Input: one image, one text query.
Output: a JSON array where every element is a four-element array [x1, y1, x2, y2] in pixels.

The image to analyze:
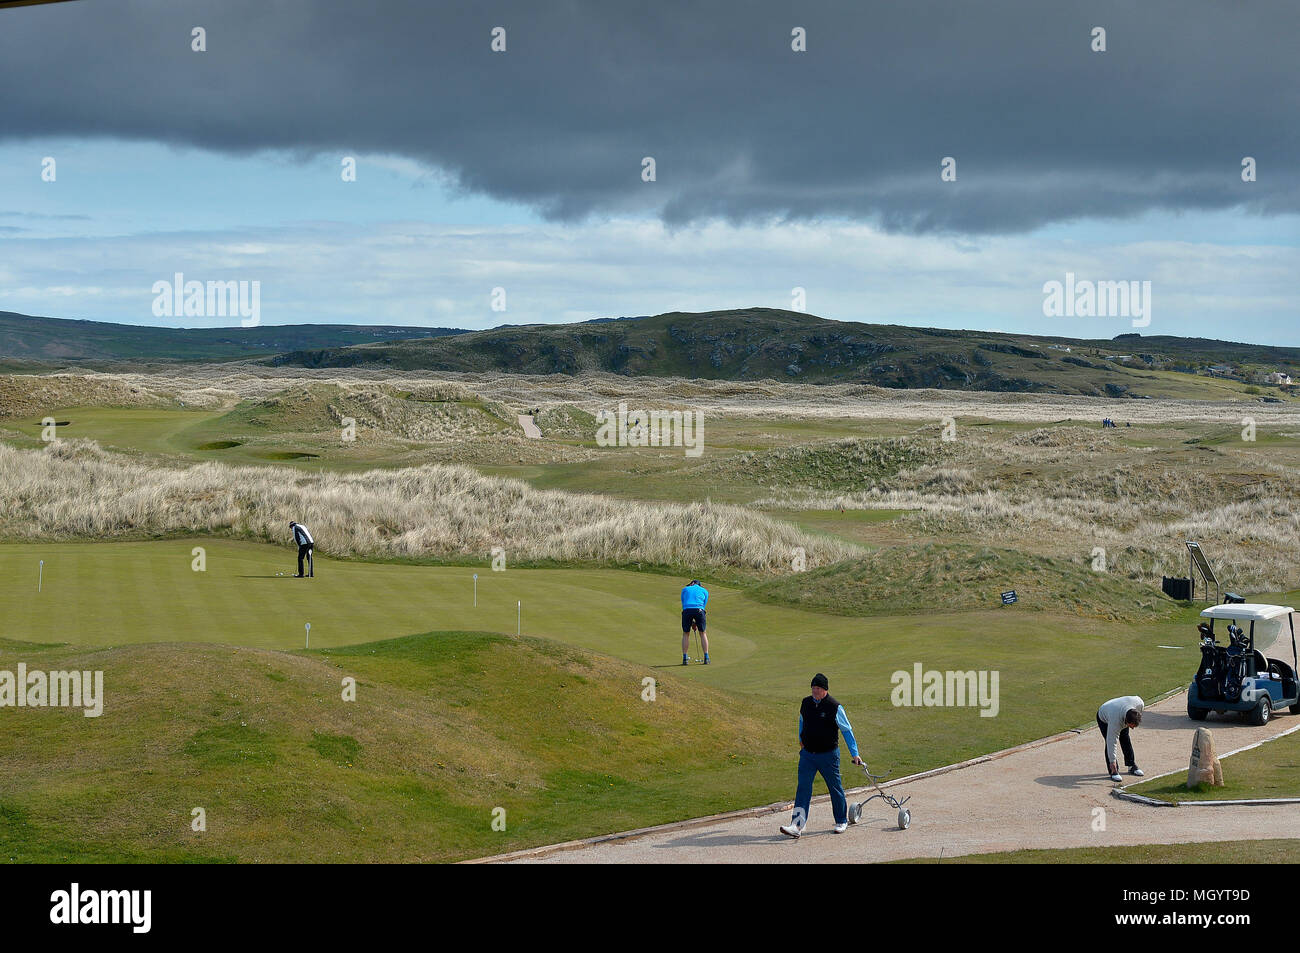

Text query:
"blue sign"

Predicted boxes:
[[1000, 590, 1018, 605]]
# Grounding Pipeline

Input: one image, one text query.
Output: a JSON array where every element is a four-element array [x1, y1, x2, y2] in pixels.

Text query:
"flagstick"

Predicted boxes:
[[38, 559, 43, 593], [473, 573, 478, 607], [517, 601, 521, 636], [305, 622, 311, 649]]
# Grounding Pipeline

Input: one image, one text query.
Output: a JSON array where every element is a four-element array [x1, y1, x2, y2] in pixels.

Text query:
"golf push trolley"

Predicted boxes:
[[846, 761, 912, 830]]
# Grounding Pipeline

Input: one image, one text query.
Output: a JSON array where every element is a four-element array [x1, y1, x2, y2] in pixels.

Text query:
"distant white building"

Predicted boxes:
[[1266, 371, 1293, 386]]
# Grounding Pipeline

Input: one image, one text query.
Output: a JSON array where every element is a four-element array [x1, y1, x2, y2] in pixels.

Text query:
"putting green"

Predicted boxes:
[[1, 406, 218, 457], [0, 538, 1223, 774]]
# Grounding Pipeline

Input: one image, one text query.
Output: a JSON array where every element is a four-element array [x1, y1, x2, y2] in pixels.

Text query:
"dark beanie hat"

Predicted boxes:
[[811, 673, 829, 690]]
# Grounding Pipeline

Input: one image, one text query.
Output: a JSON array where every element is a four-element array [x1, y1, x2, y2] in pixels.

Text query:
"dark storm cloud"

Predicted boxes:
[[1, 0, 1296, 232]]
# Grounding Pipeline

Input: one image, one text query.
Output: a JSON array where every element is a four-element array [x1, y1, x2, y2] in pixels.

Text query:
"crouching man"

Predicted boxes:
[[1098, 695, 1144, 782], [290, 520, 314, 578], [780, 673, 863, 838]]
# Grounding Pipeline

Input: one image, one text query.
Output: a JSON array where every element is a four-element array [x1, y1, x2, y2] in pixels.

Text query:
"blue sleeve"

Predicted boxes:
[[837, 707, 860, 759], [702, 588, 708, 608]]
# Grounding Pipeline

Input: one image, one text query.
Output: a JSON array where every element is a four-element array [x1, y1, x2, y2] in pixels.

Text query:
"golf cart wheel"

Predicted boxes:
[[898, 808, 911, 830], [1187, 701, 1208, 721], [847, 802, 862, 825], [1249, 696, 1272, 727], [1290, 702, 1300, 715]]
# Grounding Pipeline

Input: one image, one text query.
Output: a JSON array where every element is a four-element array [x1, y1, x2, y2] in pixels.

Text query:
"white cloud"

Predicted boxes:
[[0, 218, 1296, 343]]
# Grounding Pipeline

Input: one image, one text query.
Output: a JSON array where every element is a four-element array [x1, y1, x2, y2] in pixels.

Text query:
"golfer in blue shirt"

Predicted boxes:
[[681, 579, 709, 665]]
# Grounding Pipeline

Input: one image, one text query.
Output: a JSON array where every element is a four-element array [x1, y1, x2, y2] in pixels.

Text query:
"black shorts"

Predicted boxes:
[[682, 608, 706, 633]]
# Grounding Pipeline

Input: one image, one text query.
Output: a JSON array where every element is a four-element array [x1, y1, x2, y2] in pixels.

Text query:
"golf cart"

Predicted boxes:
[[1187, 603, 1300, 726]]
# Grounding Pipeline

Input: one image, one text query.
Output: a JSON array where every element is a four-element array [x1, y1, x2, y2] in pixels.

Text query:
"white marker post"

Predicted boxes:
[[517, 601, 521, 636], [305, 622, 311, 648], [473, 573, 478, 607], [38, 559, 43, 593]]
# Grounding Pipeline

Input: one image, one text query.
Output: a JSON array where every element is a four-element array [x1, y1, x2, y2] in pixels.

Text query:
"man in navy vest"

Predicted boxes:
[[780, 673, 863, 838]]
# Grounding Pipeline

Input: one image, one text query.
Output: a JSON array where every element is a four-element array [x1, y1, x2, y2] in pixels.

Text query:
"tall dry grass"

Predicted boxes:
[[759, 431, 1300, 593], [0, 440, 856, 574], [8, 368, 1300, 425]]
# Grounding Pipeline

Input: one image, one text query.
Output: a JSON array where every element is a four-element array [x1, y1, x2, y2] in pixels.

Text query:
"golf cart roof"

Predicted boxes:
[[1200, 604, 1295, 622]]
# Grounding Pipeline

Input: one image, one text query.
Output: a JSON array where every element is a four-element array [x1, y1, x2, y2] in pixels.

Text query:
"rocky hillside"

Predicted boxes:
[[270, 309, 1300, 398]]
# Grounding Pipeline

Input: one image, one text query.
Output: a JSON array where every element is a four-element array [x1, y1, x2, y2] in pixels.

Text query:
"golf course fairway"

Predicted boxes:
[[0, 538, 1260, 861]]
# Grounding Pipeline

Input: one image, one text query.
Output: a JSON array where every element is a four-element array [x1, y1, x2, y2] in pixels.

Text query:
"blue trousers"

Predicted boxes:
[[792, 747, 847, 827]]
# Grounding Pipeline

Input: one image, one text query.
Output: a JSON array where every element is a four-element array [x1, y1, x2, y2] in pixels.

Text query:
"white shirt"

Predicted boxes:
[[1099, 695, 1144, 764]]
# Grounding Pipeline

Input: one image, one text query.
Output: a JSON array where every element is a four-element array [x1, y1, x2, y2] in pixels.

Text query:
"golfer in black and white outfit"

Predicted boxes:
[[290, 521, 314, 577]]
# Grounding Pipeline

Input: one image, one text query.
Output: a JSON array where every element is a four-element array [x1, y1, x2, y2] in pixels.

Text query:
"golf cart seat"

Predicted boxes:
[[1251, 650, 1269, 678]]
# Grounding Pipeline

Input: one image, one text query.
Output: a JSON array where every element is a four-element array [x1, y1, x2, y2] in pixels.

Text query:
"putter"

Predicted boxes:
[[846, 761, 912, 831]]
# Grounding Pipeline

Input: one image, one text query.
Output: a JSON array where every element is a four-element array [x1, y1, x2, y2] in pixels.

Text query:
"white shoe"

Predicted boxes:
[[1109, 773, 1123, 782], [1129, 767, 1144, 777], [779, 823, 802, 839], [834, 822, 848, 833]]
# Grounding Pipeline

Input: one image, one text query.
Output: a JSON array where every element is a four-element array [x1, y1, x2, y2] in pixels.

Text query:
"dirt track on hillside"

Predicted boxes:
[[501, 691, 1300, 863]]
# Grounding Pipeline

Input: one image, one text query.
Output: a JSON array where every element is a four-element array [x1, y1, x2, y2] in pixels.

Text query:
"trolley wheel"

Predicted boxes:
[[898, 808, 911, 830], [847, 802, 862, 825]]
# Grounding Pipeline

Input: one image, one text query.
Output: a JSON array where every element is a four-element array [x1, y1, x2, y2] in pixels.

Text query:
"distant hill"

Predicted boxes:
[[0, 311, 463, 364], [3, 308, 1298, 399], [269, 308, 1300, 399]]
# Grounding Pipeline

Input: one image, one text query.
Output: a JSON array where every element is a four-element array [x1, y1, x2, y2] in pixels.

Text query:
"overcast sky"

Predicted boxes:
[[1, 0, 1296, 343]]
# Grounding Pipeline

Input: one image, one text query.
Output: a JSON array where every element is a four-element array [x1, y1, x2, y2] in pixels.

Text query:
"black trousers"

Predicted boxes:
[[1097, 712, 1135, 772], [297, 543, 314, 577]]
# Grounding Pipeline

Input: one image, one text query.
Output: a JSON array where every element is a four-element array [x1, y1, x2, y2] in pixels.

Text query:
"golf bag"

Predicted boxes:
[[1196, 639, 1228, 701], [1196, 629, 1253, 703]]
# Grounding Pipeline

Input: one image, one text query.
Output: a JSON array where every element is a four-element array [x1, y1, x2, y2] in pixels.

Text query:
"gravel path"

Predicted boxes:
[[502, 692, 1300, 863], [517, 414, 542, 439]]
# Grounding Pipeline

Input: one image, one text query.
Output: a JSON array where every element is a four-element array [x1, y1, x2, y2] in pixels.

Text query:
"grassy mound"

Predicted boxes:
[[1009, 426, 1118, 450], [534, 404, 597, 439], [714, 437, 942, 492], [749, 543, 1174, 621], [218, 383, 511, 443], [0, 631, 788, 863], [0, 374, 174, 420]]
